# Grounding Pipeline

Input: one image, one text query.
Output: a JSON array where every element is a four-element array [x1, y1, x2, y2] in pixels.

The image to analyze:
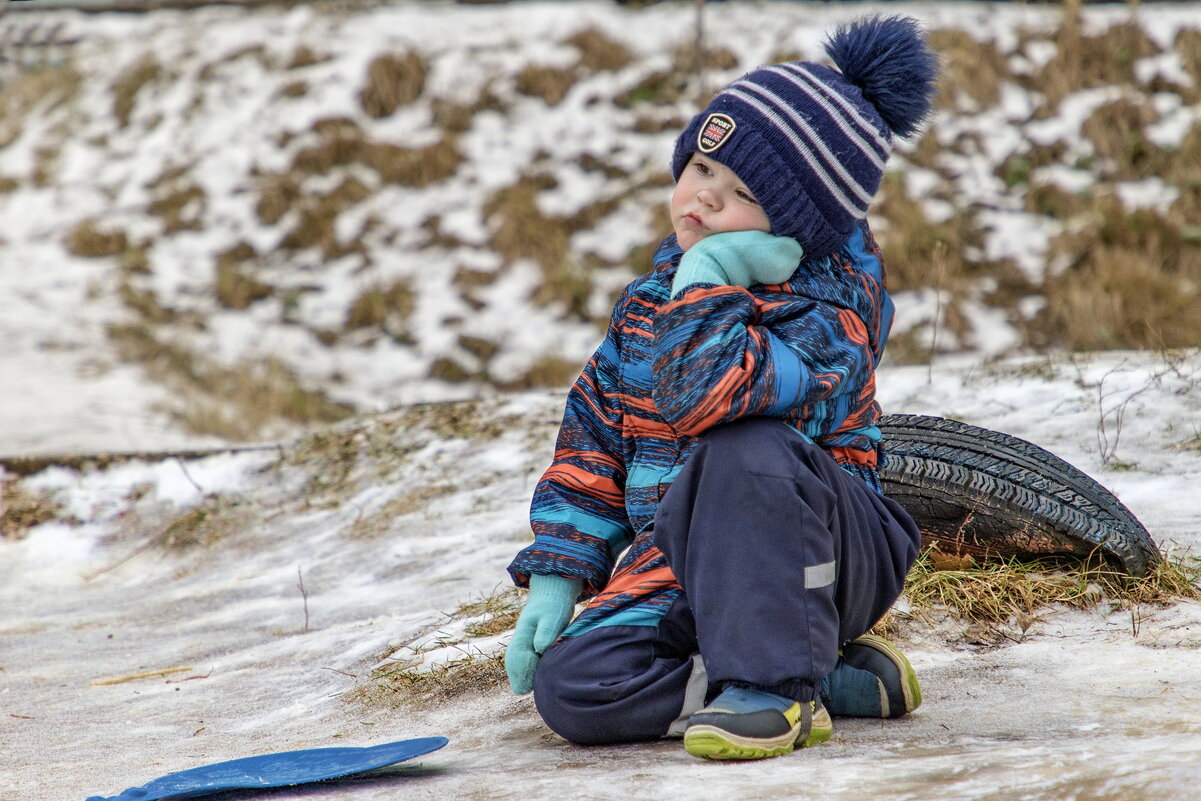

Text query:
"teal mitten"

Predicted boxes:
[[671, 230, 804, 298], [505, 574, 583, 694]]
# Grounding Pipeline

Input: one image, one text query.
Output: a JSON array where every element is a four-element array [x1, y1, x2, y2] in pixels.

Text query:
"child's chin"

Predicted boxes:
[[675, 230, 703, 252]]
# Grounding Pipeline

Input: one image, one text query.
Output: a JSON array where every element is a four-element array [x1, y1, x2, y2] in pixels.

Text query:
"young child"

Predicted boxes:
[[505, 16, 938, 761]]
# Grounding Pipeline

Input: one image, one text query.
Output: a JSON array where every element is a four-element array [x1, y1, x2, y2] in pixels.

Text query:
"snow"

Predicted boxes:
[[4, 350, 1201, 800], [2, 2, 1201, 799]]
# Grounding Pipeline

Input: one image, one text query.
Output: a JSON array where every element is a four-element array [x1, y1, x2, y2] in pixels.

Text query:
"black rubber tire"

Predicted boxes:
[[877, 414, 1159, 577]]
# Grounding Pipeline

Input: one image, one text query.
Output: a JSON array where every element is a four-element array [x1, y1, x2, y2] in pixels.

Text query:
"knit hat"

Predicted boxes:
[[671, 15, 938, 258]]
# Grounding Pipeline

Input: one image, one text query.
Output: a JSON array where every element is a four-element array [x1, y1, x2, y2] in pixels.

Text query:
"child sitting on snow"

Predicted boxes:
[[504, 15, 938, 761]]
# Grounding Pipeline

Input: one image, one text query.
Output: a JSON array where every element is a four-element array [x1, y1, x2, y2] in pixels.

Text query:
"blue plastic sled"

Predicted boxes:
[[85, 736, 449, 801]]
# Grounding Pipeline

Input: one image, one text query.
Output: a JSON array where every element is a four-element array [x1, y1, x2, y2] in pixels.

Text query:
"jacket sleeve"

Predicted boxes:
[[507, 288, 634, 597], [651, 270, 875, 439]]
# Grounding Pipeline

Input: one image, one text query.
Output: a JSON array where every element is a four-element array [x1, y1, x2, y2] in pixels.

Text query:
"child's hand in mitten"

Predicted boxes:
[[504, 574, 583, 694], [671, 230, 804, 298]]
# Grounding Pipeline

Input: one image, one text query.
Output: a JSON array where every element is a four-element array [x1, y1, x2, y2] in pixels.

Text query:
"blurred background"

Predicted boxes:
[[1, 0, 1197, 454]]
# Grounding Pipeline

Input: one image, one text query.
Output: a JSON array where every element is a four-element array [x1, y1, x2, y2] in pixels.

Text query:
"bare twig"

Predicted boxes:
[[298, 565, 310, 633], [91, 665, 194, 687], [174, 456, 206, 494]]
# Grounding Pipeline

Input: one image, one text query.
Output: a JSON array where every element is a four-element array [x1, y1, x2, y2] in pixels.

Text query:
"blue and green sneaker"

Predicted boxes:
[[821, 634, 921, 719], [683, 686, 833, 761]]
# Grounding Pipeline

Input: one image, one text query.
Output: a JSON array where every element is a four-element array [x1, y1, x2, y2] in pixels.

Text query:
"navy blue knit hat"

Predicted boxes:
[[671, 15, 938, 258]]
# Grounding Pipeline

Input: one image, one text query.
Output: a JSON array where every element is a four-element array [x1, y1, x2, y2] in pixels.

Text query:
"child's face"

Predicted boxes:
[[670, 153, 771, 251]]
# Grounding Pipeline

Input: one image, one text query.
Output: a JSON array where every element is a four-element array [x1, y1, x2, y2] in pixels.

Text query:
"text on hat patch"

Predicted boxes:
[[697, 113, 736, 153]]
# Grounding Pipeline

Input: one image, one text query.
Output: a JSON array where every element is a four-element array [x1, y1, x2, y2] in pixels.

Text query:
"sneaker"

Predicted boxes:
[[683, 686, 833, 760], [820, 634, 921, 719]]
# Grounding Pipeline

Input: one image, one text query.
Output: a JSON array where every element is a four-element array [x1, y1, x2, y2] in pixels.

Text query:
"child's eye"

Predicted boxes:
[[693, 162, 712, 176], [736, 190, 759, 205]]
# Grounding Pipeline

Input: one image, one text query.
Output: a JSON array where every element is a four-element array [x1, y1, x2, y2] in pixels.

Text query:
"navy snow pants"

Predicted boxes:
[[532, 417, 921, 745]]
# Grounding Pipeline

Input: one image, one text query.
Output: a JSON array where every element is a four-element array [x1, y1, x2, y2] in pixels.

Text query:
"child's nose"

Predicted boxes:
[[697, 188, 720, 209]]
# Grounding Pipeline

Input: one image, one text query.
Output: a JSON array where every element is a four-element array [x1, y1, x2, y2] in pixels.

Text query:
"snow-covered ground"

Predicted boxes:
[[3, 1, 1201, 798], [3, 350, 1201, 800]]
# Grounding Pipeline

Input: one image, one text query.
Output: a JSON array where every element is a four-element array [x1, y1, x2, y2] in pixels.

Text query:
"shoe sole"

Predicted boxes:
[[851, 634, 922, 716], [684, 706, 833, 760]]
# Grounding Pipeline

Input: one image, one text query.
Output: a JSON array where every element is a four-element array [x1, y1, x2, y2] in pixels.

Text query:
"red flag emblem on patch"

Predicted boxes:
[[697, 113, 736, 153]]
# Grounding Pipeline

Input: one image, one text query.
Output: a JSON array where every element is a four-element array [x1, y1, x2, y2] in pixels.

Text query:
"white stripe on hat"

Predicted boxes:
[[723, 86, 869, 218], [782, 63, 893, 155], [727, 81, 876, 209], [766, 65, 890, 169]]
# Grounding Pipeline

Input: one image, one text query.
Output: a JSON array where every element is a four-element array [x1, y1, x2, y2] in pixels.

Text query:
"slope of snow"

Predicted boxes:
[[3, 351, 1200, 800]]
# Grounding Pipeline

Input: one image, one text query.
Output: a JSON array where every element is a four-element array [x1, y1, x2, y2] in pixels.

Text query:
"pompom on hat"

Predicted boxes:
[[671, 15, 939, 258]]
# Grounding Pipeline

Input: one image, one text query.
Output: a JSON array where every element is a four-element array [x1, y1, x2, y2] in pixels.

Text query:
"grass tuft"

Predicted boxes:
[[0, 63, 81, 148], [928, 28, 1011, 111], [65, 220, 129, 258], [157, 494, 246, 550], [1033, 196, 1201, 351], [900, 548, 1201, 626], [1, 481, 65, 540], [565, 27, 633, 73], [1036, 16, 1160, 106], [345, 281, 416, 339], [515, 63, 579, 106], [111, 56, 161, 128], [1080, 98, 1164, 178], [348, 589, 522, 708], [359, 52, 428, 118], [215, 242, 273, 310]]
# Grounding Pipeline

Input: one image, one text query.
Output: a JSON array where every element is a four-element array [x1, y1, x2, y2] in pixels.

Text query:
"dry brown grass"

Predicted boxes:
[[282, 117, 462, 192], [348, 589, 521, 708], [156, 493, 247, 550], [65, 220, 129, 258], [350, 651, 506, 709], [495, 354, 580, 392], [277, 176, 373, 259], [927, 29, 1011, 111], [107, 323, 352, 440], [1035, 13, 1160, 106], [285, 45, 329, 70], [872, 173, 977, 295], [111, 56, 162, 128], [1080, 97, 1165, 178], [996, 141, 1068, 189], [1176, 27, 1201, 91], [1033, 196, 1201, 351], [214, 242, 273, 310], [431, 91, 503, 134], [513, 27, 633, 106], [279, 80, 308, 99], [899, 548, 1201, 627], [565, 27, 633, 73], [428, 357, 472, 383], [482, 172, 581, 304], [514, 64, 578, 106], [345, 281, 415, 339], [146, 168, 207, 234], [0, 63, 81, 149], [1168, 122, 1201, 223], [1, 481, 64, 540], [359, 52, 428, 118]]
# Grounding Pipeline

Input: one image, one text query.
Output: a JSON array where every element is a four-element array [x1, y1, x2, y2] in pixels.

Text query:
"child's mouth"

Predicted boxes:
[[682, 213, 705, 230]]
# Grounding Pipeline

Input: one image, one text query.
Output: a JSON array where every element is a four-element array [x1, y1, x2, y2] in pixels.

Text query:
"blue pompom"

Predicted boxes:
[[825, 15, 938, 139]]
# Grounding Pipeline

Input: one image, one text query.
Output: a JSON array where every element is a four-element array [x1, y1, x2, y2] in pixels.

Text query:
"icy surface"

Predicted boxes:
[[3, 352, 1201, 800]]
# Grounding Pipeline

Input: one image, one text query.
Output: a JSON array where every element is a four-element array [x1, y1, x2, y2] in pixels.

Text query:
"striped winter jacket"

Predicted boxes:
[[507, 222, 896, 637]]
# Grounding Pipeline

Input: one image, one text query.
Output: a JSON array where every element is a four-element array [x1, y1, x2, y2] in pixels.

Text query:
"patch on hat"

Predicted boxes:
[[697, 113, 736, 153]]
